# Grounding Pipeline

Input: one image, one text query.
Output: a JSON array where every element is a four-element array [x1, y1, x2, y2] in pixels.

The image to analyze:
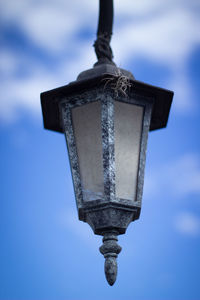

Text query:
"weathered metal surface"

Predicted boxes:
[[85, 205, 136, 235], [77, 64, 134, 81], [99, 232, 121, 285], [101, 95, 115, 201]]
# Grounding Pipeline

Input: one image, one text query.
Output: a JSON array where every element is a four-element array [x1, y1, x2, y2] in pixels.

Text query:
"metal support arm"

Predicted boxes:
[[94, 0, 115, 66]]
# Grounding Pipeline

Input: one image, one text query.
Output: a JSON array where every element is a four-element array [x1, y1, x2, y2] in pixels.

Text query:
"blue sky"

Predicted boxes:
[[0, 0, 200, 299]]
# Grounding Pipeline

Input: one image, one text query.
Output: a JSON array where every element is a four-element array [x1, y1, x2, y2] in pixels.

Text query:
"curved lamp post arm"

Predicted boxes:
[[94, 0, 115, 66]]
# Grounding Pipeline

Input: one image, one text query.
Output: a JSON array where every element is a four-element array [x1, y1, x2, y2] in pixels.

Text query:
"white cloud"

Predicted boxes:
[[0, 50, 20, 76], [21, 7, 78, 52], [0, 69, 57, 122], [115, 0, 200, 17], [166, 66, 196, 113], [113, 9, 200, 66], [174, 212, 200, 236], [0, 0, 98, 53], [144, 154, 200, 199]]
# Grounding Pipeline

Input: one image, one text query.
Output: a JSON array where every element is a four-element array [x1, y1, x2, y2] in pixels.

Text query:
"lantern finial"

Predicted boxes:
[[99, 232, 122, 285]]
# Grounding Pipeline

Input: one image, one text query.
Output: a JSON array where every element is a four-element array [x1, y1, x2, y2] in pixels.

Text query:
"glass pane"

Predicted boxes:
[[72, 102, 104, 201], [114, 101, 144, 200]]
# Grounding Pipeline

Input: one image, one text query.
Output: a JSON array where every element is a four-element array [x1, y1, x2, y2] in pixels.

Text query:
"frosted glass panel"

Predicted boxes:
[[72, 102, 104, 201], [114, 101, 144, 200]]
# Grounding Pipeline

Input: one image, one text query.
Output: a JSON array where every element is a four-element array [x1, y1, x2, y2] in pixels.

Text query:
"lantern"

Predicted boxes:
[[41, 0, 173, 286]]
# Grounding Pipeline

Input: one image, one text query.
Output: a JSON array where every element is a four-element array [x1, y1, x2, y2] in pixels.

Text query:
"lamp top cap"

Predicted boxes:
[[41, 64, 173, 133]]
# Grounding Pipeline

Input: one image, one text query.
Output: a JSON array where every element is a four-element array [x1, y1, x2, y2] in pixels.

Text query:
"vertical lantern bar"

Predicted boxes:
[[135, 98, 153, 211], [61, 102, 83, 211], [101, 94, 115, 201]]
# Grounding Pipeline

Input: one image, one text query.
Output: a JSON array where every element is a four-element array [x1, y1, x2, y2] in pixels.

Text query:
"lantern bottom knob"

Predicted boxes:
[[99, 232, 122, 286]]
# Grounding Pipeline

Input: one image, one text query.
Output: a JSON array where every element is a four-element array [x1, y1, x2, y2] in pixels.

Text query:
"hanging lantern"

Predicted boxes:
[[41, 0, 173, 286]]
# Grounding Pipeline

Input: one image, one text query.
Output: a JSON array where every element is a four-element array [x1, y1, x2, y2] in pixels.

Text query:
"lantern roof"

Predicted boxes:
[[41, 69, 173, 133]]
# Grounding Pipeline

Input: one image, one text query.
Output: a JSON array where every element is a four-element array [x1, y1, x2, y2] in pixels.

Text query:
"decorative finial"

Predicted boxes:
[[99, 232, 122, 286]]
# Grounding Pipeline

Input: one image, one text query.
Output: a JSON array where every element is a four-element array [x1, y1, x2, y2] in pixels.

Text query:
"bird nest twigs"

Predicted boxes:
[[102, 69, 132, 97]]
